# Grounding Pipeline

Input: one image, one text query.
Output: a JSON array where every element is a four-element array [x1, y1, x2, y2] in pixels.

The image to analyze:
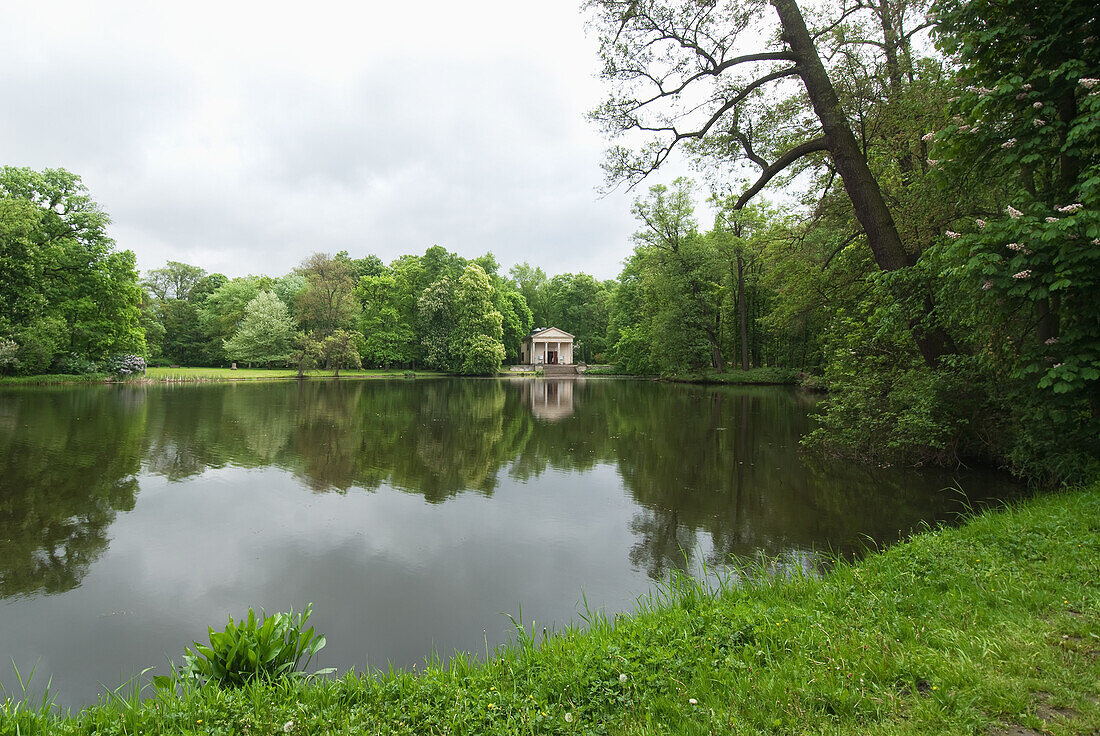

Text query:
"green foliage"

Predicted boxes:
[[223, 290, 295, 366], [356, 272, 416, 368], [320, 329, 363, 376], [294, 252, 360, 338], [461, 334, 507, 375], [452, 264, 506, 375], [13, 315, 66, 375], [171, 604, 329, 688], [51, 353, 100, 375], [0, 167, 145, 370]]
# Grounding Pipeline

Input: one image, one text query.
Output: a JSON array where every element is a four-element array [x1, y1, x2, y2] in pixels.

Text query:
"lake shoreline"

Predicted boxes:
[[5, 481, 1095, 735]]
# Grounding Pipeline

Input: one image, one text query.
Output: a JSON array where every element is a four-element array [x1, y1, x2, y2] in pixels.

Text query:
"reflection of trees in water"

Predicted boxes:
[[1, 379, 1018, 598], [0, 388, 143, 598]]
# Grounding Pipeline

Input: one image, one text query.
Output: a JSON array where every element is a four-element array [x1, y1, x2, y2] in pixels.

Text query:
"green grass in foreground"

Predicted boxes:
[[144, 367, 440, 381], [2, 485, 1097, 735]]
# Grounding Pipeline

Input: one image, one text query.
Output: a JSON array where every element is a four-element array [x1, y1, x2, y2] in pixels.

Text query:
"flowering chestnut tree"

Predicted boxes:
[[930, 0, 1099, 405]]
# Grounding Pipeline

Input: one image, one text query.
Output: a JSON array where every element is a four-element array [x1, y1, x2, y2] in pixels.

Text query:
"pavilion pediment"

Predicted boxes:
[[530, 328, 573, 341]]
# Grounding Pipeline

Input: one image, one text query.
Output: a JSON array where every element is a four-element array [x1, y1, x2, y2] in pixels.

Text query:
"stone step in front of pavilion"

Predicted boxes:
[[540, 364, 579, 376]]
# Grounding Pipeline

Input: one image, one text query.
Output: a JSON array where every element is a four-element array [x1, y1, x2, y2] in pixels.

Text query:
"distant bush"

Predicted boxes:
[[51, 353, 100, 375], [0, 339, 19, 374], [106, 354, 146, 376]]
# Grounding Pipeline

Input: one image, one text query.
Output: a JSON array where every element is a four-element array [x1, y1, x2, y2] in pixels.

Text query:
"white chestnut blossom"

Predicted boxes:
[[1007, 206, 1024, 218]]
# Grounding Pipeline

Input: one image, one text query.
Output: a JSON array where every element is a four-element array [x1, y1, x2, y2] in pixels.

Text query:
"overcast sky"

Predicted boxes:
[[0, 1, 685, 281]]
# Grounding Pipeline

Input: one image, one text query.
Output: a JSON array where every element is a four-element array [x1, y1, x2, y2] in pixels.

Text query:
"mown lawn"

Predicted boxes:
[[2, 484, 1097, 735]]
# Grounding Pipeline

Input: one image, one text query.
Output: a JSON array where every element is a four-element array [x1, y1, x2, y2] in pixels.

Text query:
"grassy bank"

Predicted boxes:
[[0, 368, 444, 386], [664, 367, 823, 387], [143, 367, 441, 381], [3, 485, 1097, 735], [0, 373, 109, 386]]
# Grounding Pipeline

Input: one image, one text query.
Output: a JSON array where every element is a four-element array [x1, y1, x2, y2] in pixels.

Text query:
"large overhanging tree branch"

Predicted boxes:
[[587, 0, 955, 365]]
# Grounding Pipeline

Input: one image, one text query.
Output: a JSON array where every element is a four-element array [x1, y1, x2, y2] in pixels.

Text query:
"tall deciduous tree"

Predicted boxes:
[[452, 264, 506, 375], [0, 167, 145, 372], [223, 290, 295, 366], [587, 0, 955, 365], [357, 272, 416, 368], [295, 252, 361, 338]]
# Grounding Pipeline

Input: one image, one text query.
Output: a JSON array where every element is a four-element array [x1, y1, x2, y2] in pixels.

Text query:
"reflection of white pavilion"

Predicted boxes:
[[529, 379, 575, 421]]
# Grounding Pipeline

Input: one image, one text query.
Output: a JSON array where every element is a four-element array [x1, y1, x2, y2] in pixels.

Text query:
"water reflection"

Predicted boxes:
[[0, 389, 142, 598], [520, 377, 576, 421], [0, 379, 1017, 598], [0, 379, 1020, 706]]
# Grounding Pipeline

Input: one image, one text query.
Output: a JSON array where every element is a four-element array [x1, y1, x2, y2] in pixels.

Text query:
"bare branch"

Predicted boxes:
[[735, 136, 829, 209]]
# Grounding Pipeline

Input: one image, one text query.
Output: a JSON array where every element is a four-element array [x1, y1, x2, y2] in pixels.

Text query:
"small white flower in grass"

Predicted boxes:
[[922, 131, 935, 141], [946, 230, 961, 239], [1013, 270, 1032, 279], [1045, 337, 1059, 345], [1046, 217, 1059, 223], [619, 673, 628, 683], [564, 712, 573, 723], [1001, 138, 1017, 148], [689, 698, 698, 705], [1032, 101, 1043, 109], [283, 722, 294, 733], [1056, 203, 1083, 213], [1080, 78, 1100, 89], [927, 158, 939, 166], [958, 124, 971, 132], [1007, 205, 1023, 218]]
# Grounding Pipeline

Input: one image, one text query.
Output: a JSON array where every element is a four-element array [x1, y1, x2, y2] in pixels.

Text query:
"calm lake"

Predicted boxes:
[[0, 378, 1019, 707]]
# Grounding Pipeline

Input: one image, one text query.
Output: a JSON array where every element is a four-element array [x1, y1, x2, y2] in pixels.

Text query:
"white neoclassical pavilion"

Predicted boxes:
[[520, 327, 574, 366]]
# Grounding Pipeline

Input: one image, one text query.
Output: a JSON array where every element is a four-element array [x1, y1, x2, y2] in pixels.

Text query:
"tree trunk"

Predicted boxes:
[[737, 253, 749, 370], [770, 0, 956, 366]]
